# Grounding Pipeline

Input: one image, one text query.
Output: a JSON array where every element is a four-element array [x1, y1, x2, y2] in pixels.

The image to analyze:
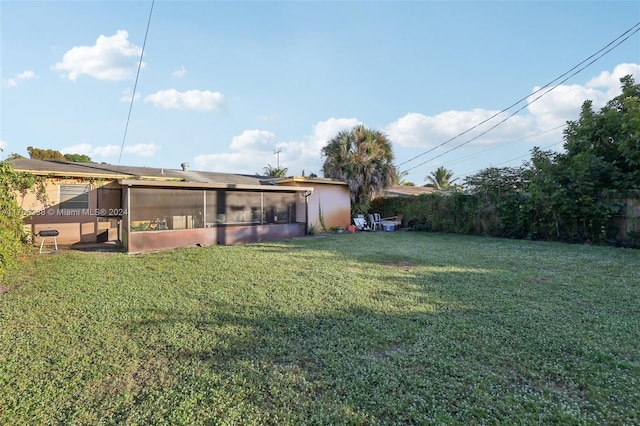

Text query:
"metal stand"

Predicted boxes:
[[38, 230, 59, 254]]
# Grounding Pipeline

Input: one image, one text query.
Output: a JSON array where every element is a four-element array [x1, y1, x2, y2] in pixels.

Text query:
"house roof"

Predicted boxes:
[[381, 185, 441, 197], [271, 176, 349, 186], [9, 158, 269, 186], [118, 178, 313, 193]]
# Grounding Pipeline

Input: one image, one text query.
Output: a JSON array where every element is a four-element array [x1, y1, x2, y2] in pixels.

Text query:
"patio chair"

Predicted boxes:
[[368, 213, 382, 231]]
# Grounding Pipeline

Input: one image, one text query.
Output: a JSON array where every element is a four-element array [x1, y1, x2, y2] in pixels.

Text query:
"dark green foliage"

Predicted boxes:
[[425, 166, 458, 189], [0, 160, 47, 279], [63, 153, 93, 163], [322, 125, 397, 215], [371, 192, 478, 234]]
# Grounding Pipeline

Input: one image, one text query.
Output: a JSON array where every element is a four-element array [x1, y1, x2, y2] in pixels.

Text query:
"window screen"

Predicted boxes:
[[59, 185, 90, 209]]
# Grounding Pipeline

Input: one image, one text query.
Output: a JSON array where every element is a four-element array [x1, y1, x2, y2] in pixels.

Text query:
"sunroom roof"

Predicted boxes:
[[118, 179, 313, 193]]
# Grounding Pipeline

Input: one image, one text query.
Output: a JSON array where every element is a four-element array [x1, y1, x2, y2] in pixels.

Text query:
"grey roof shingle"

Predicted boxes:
[[8, 158, 267, 185]]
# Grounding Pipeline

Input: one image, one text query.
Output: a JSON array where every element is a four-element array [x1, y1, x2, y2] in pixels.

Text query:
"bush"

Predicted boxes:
[[0, 160, 46, 280]]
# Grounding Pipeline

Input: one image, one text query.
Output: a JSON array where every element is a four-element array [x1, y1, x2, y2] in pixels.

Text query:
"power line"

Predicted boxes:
[[456, 139, 565, 180], [398, 21, 640, 173], [117, 0, 155, 166], [438, 124, 566, 169]]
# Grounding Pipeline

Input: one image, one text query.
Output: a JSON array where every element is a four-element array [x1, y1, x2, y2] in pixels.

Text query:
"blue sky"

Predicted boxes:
[[1, 1, 639, 185]]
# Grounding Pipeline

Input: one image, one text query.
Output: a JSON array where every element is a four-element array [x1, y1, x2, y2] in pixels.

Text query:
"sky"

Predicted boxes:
[[1, 1, 639, 186]]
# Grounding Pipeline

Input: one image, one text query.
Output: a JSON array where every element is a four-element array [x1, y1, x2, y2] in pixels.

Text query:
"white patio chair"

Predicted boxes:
[[368, 214, 382, 231]]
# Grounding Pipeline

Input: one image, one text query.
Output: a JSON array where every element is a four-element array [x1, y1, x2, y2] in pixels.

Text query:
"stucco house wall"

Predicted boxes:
[[15, 176, 120, 245], [275, 177, 351, 230]]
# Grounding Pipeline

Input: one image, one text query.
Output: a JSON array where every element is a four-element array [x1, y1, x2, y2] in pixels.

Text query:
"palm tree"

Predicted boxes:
[[261, 164, 288, 177], [322, 125, 397, 214], [425, 166, 457, 190]]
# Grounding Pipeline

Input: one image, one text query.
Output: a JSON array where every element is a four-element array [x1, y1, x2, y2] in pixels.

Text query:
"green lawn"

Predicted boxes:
[[1, 232, 639, 425]]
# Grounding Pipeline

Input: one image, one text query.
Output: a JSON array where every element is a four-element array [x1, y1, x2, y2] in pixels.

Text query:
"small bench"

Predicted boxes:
[[38, 229, 59, 254]]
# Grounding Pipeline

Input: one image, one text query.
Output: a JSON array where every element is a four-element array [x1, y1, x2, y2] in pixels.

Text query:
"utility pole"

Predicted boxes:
[[274, 147, 282, 169]]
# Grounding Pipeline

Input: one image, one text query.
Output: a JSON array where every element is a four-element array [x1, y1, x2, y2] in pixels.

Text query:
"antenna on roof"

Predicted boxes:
[[274, 147, 283, 169]]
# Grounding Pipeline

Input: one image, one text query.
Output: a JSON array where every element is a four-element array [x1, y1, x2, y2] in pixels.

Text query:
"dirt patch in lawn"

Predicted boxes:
[[380, 259, 419, 271], [0, 285, 13, 295], [372, 344, 403, 360], [525, 276, 553, 284]]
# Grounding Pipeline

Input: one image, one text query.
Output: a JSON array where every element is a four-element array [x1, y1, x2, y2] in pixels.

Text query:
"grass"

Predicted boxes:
[[1, 232, 639, 425]]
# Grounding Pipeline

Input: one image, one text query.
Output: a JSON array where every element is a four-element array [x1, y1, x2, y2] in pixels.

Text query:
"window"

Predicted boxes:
[[59, 185, 90, 209]]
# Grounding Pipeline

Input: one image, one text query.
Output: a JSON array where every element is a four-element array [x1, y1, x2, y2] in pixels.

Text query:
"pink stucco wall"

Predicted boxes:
[[16, 177, 120, 245], [277, 178, 351, 230]]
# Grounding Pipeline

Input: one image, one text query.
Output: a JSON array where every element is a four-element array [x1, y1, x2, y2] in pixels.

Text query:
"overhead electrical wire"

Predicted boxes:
[[117, 0, 155, 167], [398, 21, 640, 176], [439, 123, 566, 169], [457, 139, 565, 180]]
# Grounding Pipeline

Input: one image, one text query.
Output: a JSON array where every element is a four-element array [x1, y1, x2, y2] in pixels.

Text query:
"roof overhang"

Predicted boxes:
[[118, 179, 314, 193], [12, 168, 132, 179], [271, 176, 348, 186]]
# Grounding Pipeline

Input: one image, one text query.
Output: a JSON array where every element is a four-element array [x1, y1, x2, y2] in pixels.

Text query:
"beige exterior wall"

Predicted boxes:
[[15, 177, 121, 245], [278, 178, 351, 230]]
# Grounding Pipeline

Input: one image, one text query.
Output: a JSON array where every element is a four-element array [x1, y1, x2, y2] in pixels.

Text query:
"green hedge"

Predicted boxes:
[[370, 191, 637, 246]]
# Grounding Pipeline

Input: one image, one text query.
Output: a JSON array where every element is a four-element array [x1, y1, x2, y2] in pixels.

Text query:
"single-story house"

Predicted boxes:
[[10, 159, 351, 253]]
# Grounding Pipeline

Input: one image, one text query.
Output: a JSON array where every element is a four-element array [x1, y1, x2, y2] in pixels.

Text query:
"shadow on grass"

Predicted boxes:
[[114, 250, 637, 424], [118, 262, 541, 425], [124, 302, 465, 424]]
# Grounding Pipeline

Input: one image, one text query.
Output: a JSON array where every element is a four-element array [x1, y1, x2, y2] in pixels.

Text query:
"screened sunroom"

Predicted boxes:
[[119, 179, 313, 253]]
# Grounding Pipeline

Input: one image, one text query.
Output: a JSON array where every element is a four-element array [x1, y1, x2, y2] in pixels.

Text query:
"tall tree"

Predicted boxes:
[[425, 166, 457, 190], [563, 74, 640, 189], [27, 147, 67, 161], [322, 125, 397, 214], [396, 170, 415, 186]]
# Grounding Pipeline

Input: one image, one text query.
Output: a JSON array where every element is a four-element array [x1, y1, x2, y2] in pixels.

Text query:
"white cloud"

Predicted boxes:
[[124, 143, 159, 157], [172, 65, 186, 78], [306, 118, 361, 151], [387, 63, 640, 153], [2, 70, 36, 87], [53, 30, 143, 81], [386, 110, 534, 149], [60, 143, 94, 156], [526, 63, 640, 130], [195, 130, 277, 173], [586, 63, 640, 97], [230, 130, 277, 150], [526, 84, 606, 130], [194, 152, 257, 174], [194, 117, 361, 176], [92, 145, 123, 157], [144, 89, 225, 112], [61, 142, 159, 159], [0, 140, 8, 151]]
